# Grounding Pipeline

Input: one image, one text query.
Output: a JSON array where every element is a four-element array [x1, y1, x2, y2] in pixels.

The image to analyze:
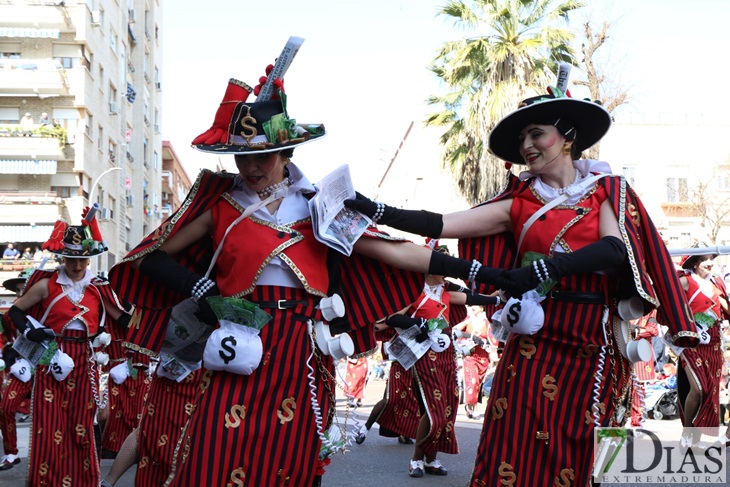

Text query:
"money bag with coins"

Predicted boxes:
[[203, 297, 271, 375]]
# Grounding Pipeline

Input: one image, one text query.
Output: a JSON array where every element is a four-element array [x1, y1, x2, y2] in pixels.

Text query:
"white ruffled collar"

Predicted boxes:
[[57, 265, 94, 289], [519, 159, 613, 204]]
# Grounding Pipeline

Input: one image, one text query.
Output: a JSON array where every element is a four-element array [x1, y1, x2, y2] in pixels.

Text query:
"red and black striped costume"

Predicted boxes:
[[108, 169, 423, 486], [371, 335, 421, 439], [345, 357, 368, 401], [463, 347, 490, 407], [134, 368, 204, 487], [22, 269, 126, 487], [677, 271, 725, 429], [0, 312, 32, 458], [102, 332, 151, 453], [460, 172, 698, 487]]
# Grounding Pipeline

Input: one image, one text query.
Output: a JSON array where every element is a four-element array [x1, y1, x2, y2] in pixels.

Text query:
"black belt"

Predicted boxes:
[[256, 300, 313, 310], [58, 335, 89, 343], [548, 290, 604, 304]]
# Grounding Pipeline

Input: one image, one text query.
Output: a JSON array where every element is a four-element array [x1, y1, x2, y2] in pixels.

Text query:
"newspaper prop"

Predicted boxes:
[[386, 318, 449, 370], [255, 36, 305, 102], [12, 315, 53, 366], [160, 298, 215, 365], [309, 164, 372, 256]]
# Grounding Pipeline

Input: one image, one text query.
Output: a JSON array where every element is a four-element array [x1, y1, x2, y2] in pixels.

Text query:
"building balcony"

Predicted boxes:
[[660, 202, 699, 218], [0, 133, 66, 173], [161, 170, 173, 193], [0, 58, 69, 97], [0, 3, 71, 34]]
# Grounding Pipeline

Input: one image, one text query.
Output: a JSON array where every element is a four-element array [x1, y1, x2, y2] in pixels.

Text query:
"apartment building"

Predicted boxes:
[[0, 0, 164, 282]]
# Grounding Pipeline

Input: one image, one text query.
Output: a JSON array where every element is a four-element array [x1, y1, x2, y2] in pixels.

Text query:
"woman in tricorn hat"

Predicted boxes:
[[677, 252, 728, 446], [345, 66, 699, 486], [5, 213, 130, 485]]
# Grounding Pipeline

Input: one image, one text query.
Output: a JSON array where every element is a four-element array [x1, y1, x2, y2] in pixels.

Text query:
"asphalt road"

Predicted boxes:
[[1, 377, 727, 486]]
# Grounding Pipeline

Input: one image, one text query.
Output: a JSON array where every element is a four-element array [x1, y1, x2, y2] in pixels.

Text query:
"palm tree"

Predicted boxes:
[[427, 0, 584, 205]]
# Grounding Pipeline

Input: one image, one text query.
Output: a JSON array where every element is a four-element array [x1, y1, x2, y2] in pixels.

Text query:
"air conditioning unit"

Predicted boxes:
[[126, 194, 134, 206], [109, 102, 119, 115], [154, 210, 162, 219], [155, 81, 161, 91], [91, 10, 101, 26], [99, 208, 112, 220], [128, 8, 136, 23]]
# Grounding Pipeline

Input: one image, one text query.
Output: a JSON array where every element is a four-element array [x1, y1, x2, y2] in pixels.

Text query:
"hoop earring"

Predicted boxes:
[[283, 157, 291, 165], [562, 143, 571, 156]]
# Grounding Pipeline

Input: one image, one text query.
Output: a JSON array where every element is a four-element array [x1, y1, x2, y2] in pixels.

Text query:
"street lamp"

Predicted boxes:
[[88, 166, 123, 206]]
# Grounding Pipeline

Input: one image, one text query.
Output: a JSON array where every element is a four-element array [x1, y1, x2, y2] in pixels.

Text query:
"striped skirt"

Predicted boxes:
[[375, 361, 420, 439], [102, 367, 150, 452], [463, 346, 490, 406], [678, 324, 724, 430], [0, 374, 33, 455]]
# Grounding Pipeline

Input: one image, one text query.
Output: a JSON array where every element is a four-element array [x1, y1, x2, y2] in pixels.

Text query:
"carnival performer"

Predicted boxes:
[[453, 305, 491, 419], [677, 253, 728, 446], [107, 61, 480, 486], [345, 68, 698, 486], [0, 272, 33, 471], [345, 356, 368, 408], [101, 367, 206, 487], [630, 310, 659, 427], [6, 214, 130, 486]]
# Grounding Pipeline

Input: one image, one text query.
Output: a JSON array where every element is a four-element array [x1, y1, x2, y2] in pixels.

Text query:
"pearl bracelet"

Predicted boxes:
[[191, 277, 215, 302], [532, 260, 546, 283], [467, 260, 482, 282], [372, 202, 385, 223]]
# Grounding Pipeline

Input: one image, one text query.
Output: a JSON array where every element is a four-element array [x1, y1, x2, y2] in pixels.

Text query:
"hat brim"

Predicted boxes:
[[489, 98, 611, 164], [2, 277, 26, 293], [192, 132, 326, 155], [51, 249, 104, 258]]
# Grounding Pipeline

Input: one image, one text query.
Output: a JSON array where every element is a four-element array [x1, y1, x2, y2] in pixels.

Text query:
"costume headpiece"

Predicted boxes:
[[2, 267, 34, 294], [191, 37, 326, 155], [680, 242, 717, 270], [42, 205, 107, 258], [489, 63, 611, 164]]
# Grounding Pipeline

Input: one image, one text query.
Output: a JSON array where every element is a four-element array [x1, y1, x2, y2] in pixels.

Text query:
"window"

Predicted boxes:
[[110, 30, 118, 54], [622, 165, 636, 187], [0, 107, 19, 123], [666, 177, 689, 203], [85, 112, 93, 138], [153, 150, 158, 170], [98, 125, 104, 151], [53, 108, 79, 132], [53, 44, 91, 70], [51, 186, 73, 198], [109, 139, 117, 163], [0, 42, 21, 59], [98, 64, 104, 90]]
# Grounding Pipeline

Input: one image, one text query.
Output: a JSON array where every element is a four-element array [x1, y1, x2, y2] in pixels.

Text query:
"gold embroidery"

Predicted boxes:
[[152, 221, 173, 241], [542, 375, 558, 401], [536, 431, 549, 444], [158, 434, 168, 447], [240, 106, 257, 143], [38, 462, 49, 476], [507, 364, 516, 382], [433, 389, 442, 401], [147, 403, 155, 416], [277, 397, 296, 424], [492, 397, 508, 420], [43, 389, 54, 403], [229, 467, 246, 486], [586, 403, 607, 424], [577, 344, 600, 358], [54, 430, 63, 444], [62, 476, 72, 487], [75, 424, 86, 436], [554, 467, 575, 487], [277, 469, 291, 487], [518, 336, 536, 359], [184, 402, 196, 416], [224, 404, 247, 429], [498, 461, 516, 486], [139, 456, 149, 468], [200, 369, 212, 392]]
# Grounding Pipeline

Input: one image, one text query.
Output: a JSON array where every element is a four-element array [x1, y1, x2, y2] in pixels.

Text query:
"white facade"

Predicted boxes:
[[0, 0, 164, 281]]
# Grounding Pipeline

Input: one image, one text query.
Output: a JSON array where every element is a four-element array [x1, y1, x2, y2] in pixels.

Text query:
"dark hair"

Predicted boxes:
[[681, 254, 716, 270], [535, 117, 582, 159]]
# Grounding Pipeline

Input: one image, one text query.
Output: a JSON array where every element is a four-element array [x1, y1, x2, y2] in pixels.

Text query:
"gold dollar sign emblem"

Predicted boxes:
[[66, 378, 76, 391], [445, 405, 452, 418], [54, 430, 63, 445], [628, 203, 640, 226], [147, 403, 155, 416], [433, 389, 442, 401], [228, 467, 246, 487], [224, 404, 247, 429], [139, 456, 148, 468], [76, 424, 86, 436], [158, 434, 168, 447], [492, 397, 508, 420], [83, 458, 90, 471], [8, 391, 16, 400], [184, 402, 196, 416], [585, 403, 607, 424], [277, 397, 296, 424], [39, 462, 49, 476], [44, 389, 54, 403], [62, 476, 72, 487], [240, 107, 258, 143], [518, 336, 536, 359], [498, 461, 516, 486], [200, 370, 212, 392], [394, 371, 401, 380], [554, 468, 575, 487], [542, 375, 558, 401]]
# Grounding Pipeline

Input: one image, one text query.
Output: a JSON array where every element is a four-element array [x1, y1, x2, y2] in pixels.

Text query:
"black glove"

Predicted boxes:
[[344, 192, 443, 238], [464, 293, 499, 306], [8, 305, 29, 334], [2, 344, 19, 368], [429, 236, 627, 296], [25, 327, 51, 343], [452, 329, 468, 339], [194, 296, 218, 327], [385, 315, 430, 343], [472, 336, 485, 347], [117, 312, 132, 330]]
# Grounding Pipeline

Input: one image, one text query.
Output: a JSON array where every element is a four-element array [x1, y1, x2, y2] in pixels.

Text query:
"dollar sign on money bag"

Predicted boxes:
[[219, 336, 237, 365], [506, 301, 522, 327], [52, 363, 62, 376]]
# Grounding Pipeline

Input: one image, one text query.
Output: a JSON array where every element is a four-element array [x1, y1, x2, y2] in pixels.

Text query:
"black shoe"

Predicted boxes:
[[397, 435, 414, 444], [424, 459, 448, 476], [16, 414, 29, 423], [354, 426, 368, 445], [0, 455, 20, 471], [101, 448, 118, 459], [409, 460, 424, 478]]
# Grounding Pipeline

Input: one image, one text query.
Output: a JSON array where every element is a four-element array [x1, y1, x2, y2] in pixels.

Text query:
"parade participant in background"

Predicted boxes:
[[345, 356, 368, 408], [677, 253, 728, 446], [345, 66, 698, 486], [630, 309, 660, 427], [453, 305, 491, 419], [0, 269, 34, 471], [6, 213, 130, 486], [107, 58, 473, 486]]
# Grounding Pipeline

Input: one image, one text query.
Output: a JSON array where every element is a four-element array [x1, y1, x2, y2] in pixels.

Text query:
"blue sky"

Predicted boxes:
[[161, 0, 730, 187]]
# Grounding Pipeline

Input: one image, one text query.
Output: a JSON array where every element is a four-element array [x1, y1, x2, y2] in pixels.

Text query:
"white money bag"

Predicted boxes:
[[10, 358, 32, 383], [203, 320, 263, 375], [109, 361, 130, 384], [95, 351, 110, 367], [49, 349, 74, 381], [500, 290, 545, 335], [92, 332, 112, 348]]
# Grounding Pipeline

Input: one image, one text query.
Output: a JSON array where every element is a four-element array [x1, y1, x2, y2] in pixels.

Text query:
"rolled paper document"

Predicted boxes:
[[556, 62, 572, 93], [83, 202, 100, 225], [256, 36, 305, 102]]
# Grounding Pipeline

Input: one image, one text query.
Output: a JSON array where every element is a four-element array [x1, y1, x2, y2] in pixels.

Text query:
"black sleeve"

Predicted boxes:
[[8, 305, 28, 333]]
